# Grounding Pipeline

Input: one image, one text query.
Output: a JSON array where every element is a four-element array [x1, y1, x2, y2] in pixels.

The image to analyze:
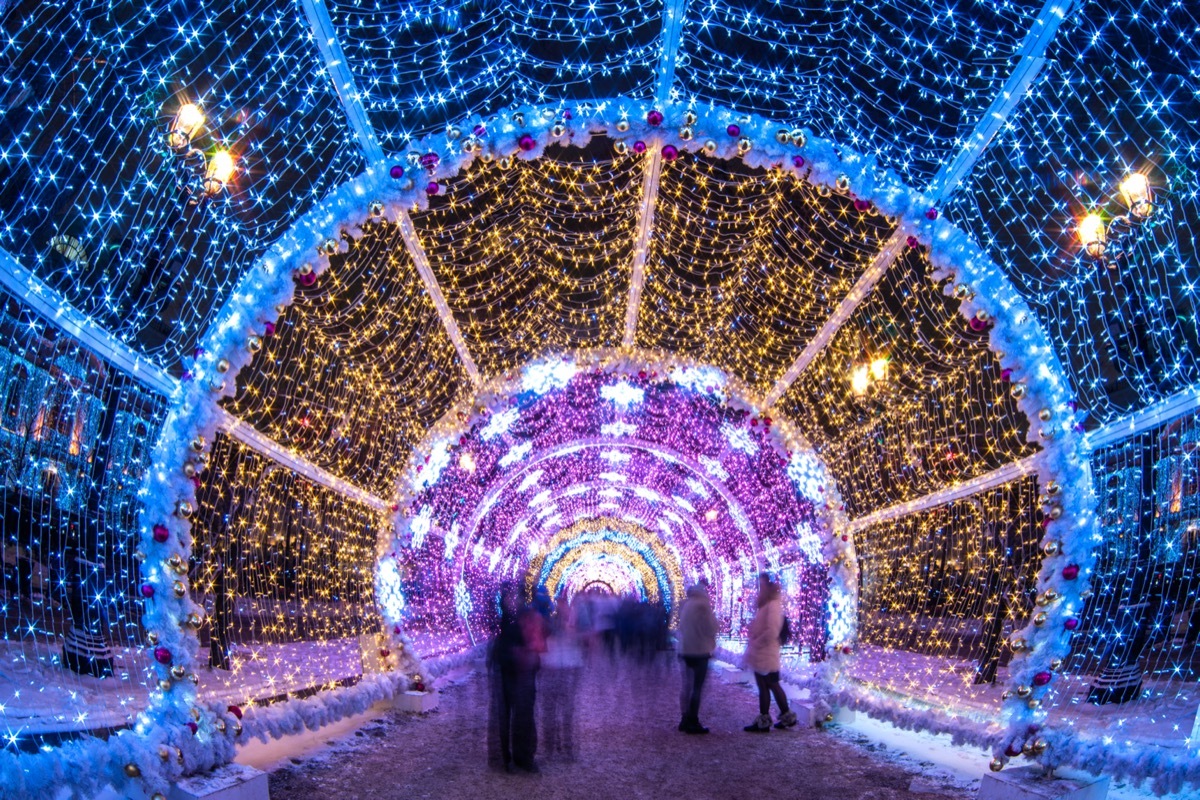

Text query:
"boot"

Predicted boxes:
[[743, 713, 772, 732], [774, 709, 798, 729]]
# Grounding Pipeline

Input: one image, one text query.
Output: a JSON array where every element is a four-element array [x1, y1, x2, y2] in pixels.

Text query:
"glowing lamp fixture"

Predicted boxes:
[[167, 103, 205, 150], [203, 150, 236, 196], [870, 357, 889, 382], [1118, 173, 1153, 219], [1078, 214, 1106, 258], [850, 365, 870, 395]]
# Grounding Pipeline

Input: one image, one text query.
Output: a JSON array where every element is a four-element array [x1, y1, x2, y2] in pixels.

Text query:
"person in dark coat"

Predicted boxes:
[[490, 582, 546, 773]]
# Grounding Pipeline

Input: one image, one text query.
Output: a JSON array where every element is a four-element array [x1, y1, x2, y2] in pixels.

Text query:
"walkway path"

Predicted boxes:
[[267, 656, 971, 800]]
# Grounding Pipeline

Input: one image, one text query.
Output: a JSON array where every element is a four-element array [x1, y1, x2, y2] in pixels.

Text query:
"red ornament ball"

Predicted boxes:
[[152, 524, 170, 543], [298, 271, 316, 287], [633, 140, 646, 154], [1062, 564, 1080, 580], [906, 235, 919, 248], [1064, 617, 1080, 631], [727, 124, 741, 137], [228, 705, 243, 719], [389, 165, 404, 179], [1032, 671, 1052, 687], [154, 647, 172, 664], [925, 207, 938, 220], [646, 109, 664, 126], [969, 317, 989, 332], [661, 144, 678, 161], [518, 134, 536, 152]]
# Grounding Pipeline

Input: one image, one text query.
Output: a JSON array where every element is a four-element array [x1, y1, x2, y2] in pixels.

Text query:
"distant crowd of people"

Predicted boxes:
[[487, 573, 797, 774]]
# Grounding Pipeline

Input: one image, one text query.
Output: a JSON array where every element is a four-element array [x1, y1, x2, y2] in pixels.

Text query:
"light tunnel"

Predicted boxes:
[[1, 1, 1196, 791]]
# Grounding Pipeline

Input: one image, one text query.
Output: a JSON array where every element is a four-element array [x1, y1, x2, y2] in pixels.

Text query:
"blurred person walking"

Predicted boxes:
[[742, 573, 798, 732], [676, 582, 719, 734], [489, 582, 547, 773]]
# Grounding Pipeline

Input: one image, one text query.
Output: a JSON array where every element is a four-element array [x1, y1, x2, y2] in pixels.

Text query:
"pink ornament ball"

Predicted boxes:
[[228, 705, 243, 719], [263, 321, 276, 337], [853, 199, 871, 212], [661, 144, 679, 161], [969, 317, 988, 332], [1000, 368, 1013, 381], [298, 271, 316, 287], [562, 109, 573, 120], [419, 152, 439, 170], [389, 164, 404, 179], [426, 181, 440, 196], [727, 124, 740, 137], [140, 583, 155, 598], [473, 124, 487, 137], [518, 134, 536, 151], [792, 155, 805, 168], [925, 207, 938, 220], [906, 235, 919, 248], [1064, 617, 1080, 631], [1062, 564, 1080, 580], [1032, 671, 1052, 687], [633, 140, 646, 154], [186, 721, 199, 735], [152, 524, 170, 543], [154, 646, 172, 664], [647, 109, 664, 126]]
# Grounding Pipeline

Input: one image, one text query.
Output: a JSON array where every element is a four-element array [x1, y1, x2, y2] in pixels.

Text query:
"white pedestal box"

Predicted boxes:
[[979, 767, 1109, 800], [168, 763, 270, 800], [391, 689, 439, 713]]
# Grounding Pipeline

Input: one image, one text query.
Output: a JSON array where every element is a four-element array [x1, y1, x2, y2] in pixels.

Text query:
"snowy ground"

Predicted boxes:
[[265, 654, 975, 800]]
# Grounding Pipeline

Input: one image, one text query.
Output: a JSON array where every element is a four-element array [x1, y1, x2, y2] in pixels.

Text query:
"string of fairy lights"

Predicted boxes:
[[0, 0, 1197, 791], [779, 247, 1037, 518]]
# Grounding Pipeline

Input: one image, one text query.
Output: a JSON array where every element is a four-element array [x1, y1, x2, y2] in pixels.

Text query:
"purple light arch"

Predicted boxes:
[[379, 354, 847, 657]]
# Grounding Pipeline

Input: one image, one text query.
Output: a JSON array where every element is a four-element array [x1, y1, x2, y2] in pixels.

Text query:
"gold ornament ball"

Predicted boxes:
[[1011, 383, 1027, 400], [989, 759, 1005, 773], [447, 126, 461, 140], [146, 631, 159, 645], [158, 746, 172, 762], [170, 665, 186, 680], [551, 123, 565, 137], [1046, 480, 1061, 495], [153, 794, 167, 800], [615, 119, 629, 132], [208, 377, 225, 393], [703, 140, 717, 154], [790, 129, 806, 146], [684, 110, 698, 125], [499, 157, 513, 170], [183, 461, 197, 478], [175, 501, 193, 518], [247, 335, 262, 353], [1033, 611, 1048, 626], [974, 309, 989, 322], [190, 436, 206, 453], [158, 679, 173, 692], [737, 136, 751, 153], [368, 201, 384, 217], [613, 141, 628, 155], [1027, 698, 1040, 710], [1040, 426, 1056, 440], [775, 128, 790, 144], [679, 126, 693, 141], [1042, 541, 1060, 556], [320, 239, 338, 256], [216, 358, 230, 373], [405, 150, 421, 166], [835, 175, 851, 193], [1050, 658, 1063, 671], [216, 719, 227, 732], [1016, 684, 1032, 698], [1049, 505, 1063, 519], [1038, 407, 1053, 421], [173, 580, 186, 598], [954, 284, 973, 299], [511, 111, 525, 125], [124, 763, 141, 778]]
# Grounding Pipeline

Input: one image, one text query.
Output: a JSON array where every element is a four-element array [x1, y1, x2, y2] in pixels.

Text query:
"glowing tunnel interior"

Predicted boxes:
[[380, 356, 845, 656]]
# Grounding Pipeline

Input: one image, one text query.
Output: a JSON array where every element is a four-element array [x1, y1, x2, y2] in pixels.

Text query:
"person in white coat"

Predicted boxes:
[[743, 573, 797, 732], [676, 582, 719, 734]]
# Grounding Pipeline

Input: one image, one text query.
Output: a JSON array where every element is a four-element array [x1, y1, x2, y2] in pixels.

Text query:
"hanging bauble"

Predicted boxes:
[[186, 612, 203, 628], [1011, 383, 1027, 400], [703, 140, 717, 154], [158, 746, 172, 762], [175, 501, 193, 519], [1000, 368, 1013, 382], [190, 436, 206, 453], [228, 704, 243, 719], [1062, 564, 1080, 580], [646, 109, 664, 126], [1038, 408, 1052, 421], [775, 129, 790, 144], [1009, 636, 1026, 651], [683, 110, 698, 125], [551, 123, 565, 137], [140, 584, 155, 598], [158, 679, 172, 693], [419, 152, 439, 170], [834, 175, 851, 193], [124, 764, 141, 778], [854, 199, 871, 212], [737, 136, 752, 154], [1048, 505, 1063, 520], [154, 646, 172, 664], [499, 156, 513, 170], [662, 145, 679, 161], [1037, 589, 1059, 606], [791, 129, 806, 146], [679, 126, 693, 141], [152, 524, 169, 543], [389, 164, 405, 179], [989, 759, 1005, 772], [518, 134, 536, 151], [1042, 541, 1060, 557], [406, 151, 421, 166], [540, 107, 555, 120], [368, 201, 384, 218], [616, 119, 629, 132], [186, 721, 198, 735], [173, 580, 186, 598], [1064, 617, 1080, 631], [170, 665, 186, 681], [1015, 684, 1031, 698], [426, 182, 440, 196], [447, 126, 461, 140], [1046, 481, 1061, 495], [511, 111, 525, 126], [925, 207, 938, 220], [726, 124, 741, 136], [969, 317, 988, 332], [247, 335, 262, 353], [216, 358, 229, 373], [320, 239, 338, 256], [1033, 611, 1048, 626], [1050, 658, 1064, 671], [614, 141, 628, 155], [1030, 739, 1047, 755]]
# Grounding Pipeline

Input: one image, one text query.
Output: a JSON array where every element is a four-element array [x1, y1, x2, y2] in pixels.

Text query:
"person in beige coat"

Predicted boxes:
[[676, 582, 720, 734], [743, 573, 797, 731]]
